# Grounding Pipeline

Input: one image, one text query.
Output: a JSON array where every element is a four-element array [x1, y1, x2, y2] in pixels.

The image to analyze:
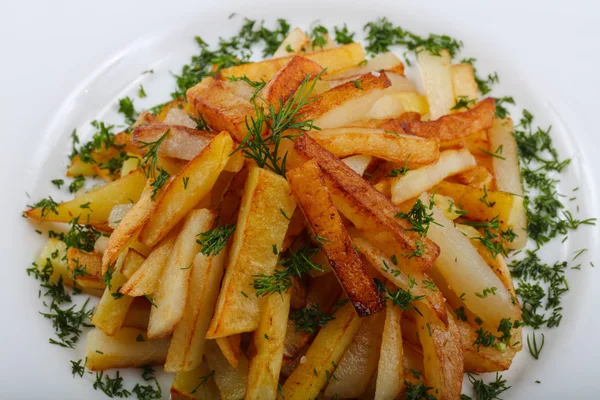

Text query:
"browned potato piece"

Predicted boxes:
[[308, 127, 439, 164], [292, 134, 439, 272], [299, 72, 391, 129], [138, 131, 234, 247], [132, 124, 216, 161], [85, 327, 169, 371], [287, 160, 385, 317], [206, 166, 297, 338], [455, 165, 494, 189], [66, 248, 104, 290], [401, 98, 496, 142], [24, 169, 146, 224]]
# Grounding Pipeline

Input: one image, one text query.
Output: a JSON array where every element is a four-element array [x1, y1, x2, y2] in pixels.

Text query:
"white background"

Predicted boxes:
[[1, 0, 599, 398]]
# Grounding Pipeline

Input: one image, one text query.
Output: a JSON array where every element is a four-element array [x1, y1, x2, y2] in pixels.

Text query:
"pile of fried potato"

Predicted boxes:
[[26, 28, 527, 400]]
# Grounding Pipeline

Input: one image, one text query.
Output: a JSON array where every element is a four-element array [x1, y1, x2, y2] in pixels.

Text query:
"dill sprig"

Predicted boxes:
[[191, 370, 215, 394], [395, 196, 439, 236], [93, 371, 131, 398], [196, 222, 236, 256], [117, 96, 138, 125], [334, 24, 355, 44], [385, 287, 425, 314], [451, 95, 477, 111], [466, 373, 511, 400], [138, 130, 169, 180], [290, 300, 348, 334], [404, 381, 437, 400]]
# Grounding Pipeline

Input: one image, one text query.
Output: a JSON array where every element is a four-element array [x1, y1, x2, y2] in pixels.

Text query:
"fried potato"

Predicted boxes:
[[91, 249, 145, 336], [171, 365, 221, 400], [308, 127, 439, 164], [25, 169, 146, 224], [66, 154, 96, 177], [292, 134, 439, 272], [432, 194, 466, 221], [424, 194, 521, 327], [259, 55, 324, 114], [216, 335, 242, 368], [246, 290, 292, 399], [403, 342, 425, 386], [287, 160, 385, 316], [342, 154, 372, 176], [280, 300, 362, 400], [323, 52, 405, 81], [417, 48, 454, 119], [207, 166, 296, 338], [120, 156, 141, 177], [281, 208, 306, 252], [450, 63, 479, 104], [66, 248, 104, 290], [205, 340, 249, 400], [375, 302, 404, 400], [324, 312, 385, 399], [34, 239, 75, 288], [85, 327, 169, 371], [273, 27, 310, 58], [299, 72, 391, 128], [219, 42, 365, 83], [433, 180, 525, 236], [120, 228, 178, 297], [401, 98, 496, 142], [455, 165, 494, 189], [166, 238, 226, 372], [162, 107, 197, 129], [102, 184, 155, 275], [148, 209, 216, 339], [488, 118, 528, 248], [139, 131, 234, 247], [122, 297, 151, 330], [390, 148, 476, 204], [366, 92, 429, 120], [414, 308, 463, 400], [132, 124, 216, 161]]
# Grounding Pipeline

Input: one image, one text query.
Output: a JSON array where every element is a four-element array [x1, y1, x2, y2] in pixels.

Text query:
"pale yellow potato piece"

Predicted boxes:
[[205, 340, 249, 400], [171, 365, 221, 400], [25, 169, 146, 224], [165, 242, 226, 372], [85, 327, 169, 371], [120, 156, 141, 177], [366, 92, 429, 120], [450, 63, 478, 104], [342, 154, 372, 176], [216, 335, 242, 368], [375, 302, 404, 400], [323, 52, 405, 81], [91, 250, 145, 336], [488, 118, 528, 249], [34, 239, 73, 287], [432, 193, 465, 221], [273, 27, 310, 58], [246, 290, 291, 399], [417, 48, 454, 119], [390, 149, 476, 204], [132, 124, 216, 161], [67, 248, 105, 290], [207, 166, 296, 338], [324, 312, 385, 399], [122, 297, 151, 330], [120, 228, 179, 297], [148, 209, 215, 339], [139, 131, 234, 247], [424, 193, 521, 327], [279, 301, 362, 400]]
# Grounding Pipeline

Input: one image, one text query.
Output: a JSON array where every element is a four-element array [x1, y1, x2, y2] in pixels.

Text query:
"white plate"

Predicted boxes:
[[2, 0, 599, 398]]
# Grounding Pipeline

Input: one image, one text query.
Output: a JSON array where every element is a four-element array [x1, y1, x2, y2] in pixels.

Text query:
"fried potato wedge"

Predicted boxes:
[[25, 169, 146, 224], [102, 184, 155, 275], [401, 98, 496, 142], [455, 165, 494, 189], [258, 55, 324, 114], [424, 194, 521, 327], [91, 250, 145, 336], [122, 297, 151, 330], [375, 302, 404, 400], [488, 118, 528, 248], [323, 52, 405, 81], [148, 209, 215, 339], [450, 63, 479, 104], [366, 92, 429, 120], [85, 327, 169, 371], [67, 248, 104, 290], [299, 72, 391, 128], [342, 154, 372, 176], [417, 48, 454, 119], [216, 335, 242, 369], [309, 127, 439, 164], [433, 180, 525, 236], [273, 27, 310, 58], [166, 238, 226, 372], [207, 166, 296, 337], [34, 239, 75, 288], [246, 290, 292, 399], [280, 300, 362, 400], [287, 160, 385, 316], [171, 365, 221, 400], [120, 228, 178, 297], [132, 124, 216, 161], [324, 312, 385, 399], [139, 131, 233, 247], [414, 308, 463, 400], [219, 42, 365, 83], [205, 340, 249, 400], [390, 148, 476, 204]]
